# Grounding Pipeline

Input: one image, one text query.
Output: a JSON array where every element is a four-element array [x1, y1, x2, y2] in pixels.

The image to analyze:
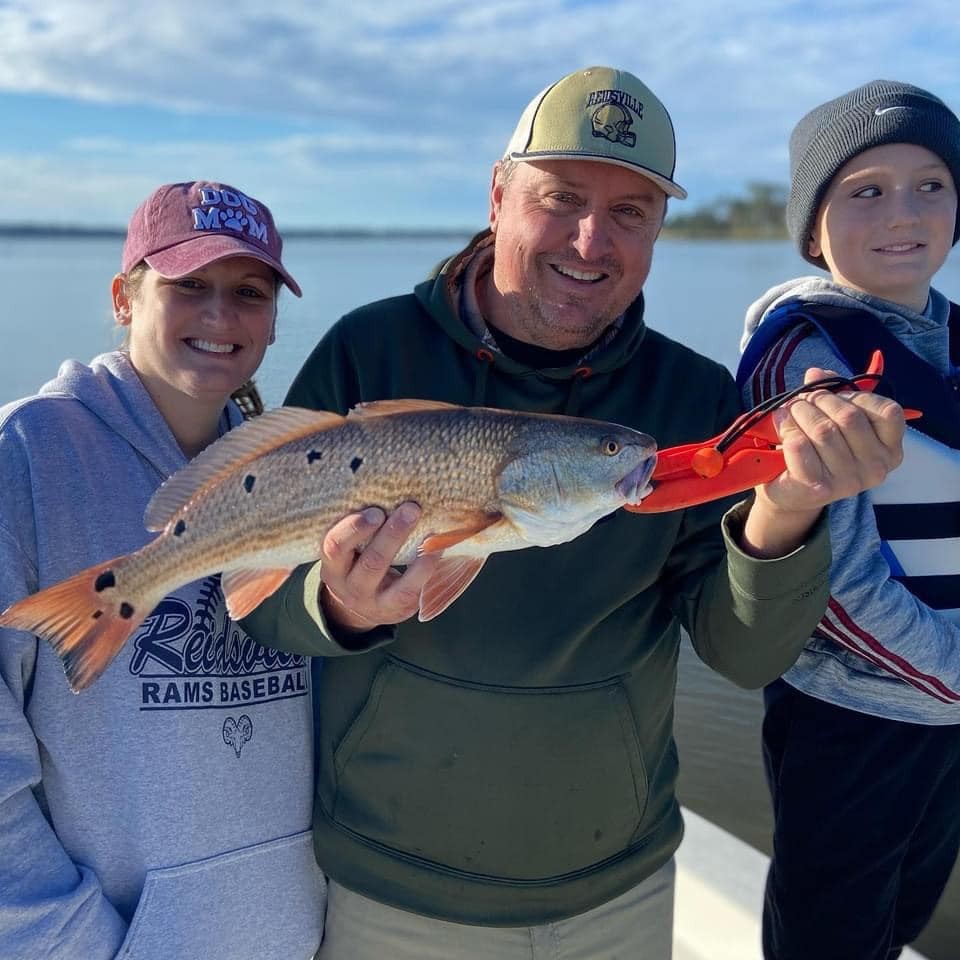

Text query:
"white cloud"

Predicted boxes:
[[4, 1, 959, 118], [0, 125, 492, 228], [1, 0, 959, 223]]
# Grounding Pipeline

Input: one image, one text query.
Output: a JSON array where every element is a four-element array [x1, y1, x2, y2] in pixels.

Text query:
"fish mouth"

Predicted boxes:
[[616, 453, 657, 505]]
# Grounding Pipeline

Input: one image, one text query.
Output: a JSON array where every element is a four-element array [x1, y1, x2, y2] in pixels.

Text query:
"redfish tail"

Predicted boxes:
[[0, 558, 147, 692]]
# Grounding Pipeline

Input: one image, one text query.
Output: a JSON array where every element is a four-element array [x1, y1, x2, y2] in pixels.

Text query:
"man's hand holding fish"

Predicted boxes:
[[318, 502, 442, 634]]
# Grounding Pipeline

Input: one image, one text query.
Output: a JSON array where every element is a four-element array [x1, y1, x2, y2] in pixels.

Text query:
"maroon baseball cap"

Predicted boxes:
[[121, 181, 302, 297]]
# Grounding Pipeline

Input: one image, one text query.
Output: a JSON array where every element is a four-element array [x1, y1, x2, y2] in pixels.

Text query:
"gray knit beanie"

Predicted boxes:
[[787, 79, 960, 268]]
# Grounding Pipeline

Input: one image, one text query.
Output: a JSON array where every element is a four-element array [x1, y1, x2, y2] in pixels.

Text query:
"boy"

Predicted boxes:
[[738, 80, 960, 960]]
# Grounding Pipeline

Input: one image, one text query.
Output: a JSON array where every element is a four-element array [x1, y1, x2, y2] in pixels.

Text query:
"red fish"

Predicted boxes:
[[1, 399, 657, 691]]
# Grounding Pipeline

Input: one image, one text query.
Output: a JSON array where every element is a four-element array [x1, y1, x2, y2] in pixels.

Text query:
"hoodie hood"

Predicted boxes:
[[34, 351, 242, 480], [417, 230, 650, 382], [741, 275, 952, 371]]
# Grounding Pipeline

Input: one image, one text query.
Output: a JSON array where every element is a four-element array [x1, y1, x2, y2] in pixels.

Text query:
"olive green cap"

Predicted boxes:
[[503, 65, 686, 199]]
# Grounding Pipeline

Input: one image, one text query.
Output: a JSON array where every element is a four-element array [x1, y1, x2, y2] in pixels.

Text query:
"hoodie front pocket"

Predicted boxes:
[[331, 661, 649, 881], [117, 830, 325, 960]]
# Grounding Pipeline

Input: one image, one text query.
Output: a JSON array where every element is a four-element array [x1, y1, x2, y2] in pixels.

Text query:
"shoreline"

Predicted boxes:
[[0, 224, 478, 241], [0, 225, 789, 242]]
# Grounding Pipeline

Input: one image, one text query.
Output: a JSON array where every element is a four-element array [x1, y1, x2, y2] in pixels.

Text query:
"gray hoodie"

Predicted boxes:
[[0, 352, 325, 960], [739, 278, 960, 723]]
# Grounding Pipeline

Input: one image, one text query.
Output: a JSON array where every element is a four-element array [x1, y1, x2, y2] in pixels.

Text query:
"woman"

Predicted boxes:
[[0, 181, 326, 960]]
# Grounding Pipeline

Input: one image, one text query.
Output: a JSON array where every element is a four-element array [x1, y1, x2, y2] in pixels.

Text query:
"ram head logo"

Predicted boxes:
[[222, 714, 253, 757]]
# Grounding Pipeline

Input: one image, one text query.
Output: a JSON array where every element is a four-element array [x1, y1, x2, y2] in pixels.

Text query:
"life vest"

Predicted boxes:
[[737, 300, 960, 620]]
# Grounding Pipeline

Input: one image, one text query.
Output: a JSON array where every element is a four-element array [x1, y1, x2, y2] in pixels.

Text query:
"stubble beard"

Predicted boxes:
[[487, 248, 636, 351], [508, 278, 623, 351]]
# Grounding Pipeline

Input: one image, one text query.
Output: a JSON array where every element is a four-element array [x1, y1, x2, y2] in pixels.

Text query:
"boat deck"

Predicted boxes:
[[675, 808, 927, 959]]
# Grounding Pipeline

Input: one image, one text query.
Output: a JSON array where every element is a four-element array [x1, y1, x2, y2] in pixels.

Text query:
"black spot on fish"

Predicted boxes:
[[174, 519, 186, 537], [244, 474, 256, 493], [307, 450, 322, 464], [120, 602, 135, 620], [350, 456, 363, 473], [94, 571, 115, 592], [92, 610, 103, 620]]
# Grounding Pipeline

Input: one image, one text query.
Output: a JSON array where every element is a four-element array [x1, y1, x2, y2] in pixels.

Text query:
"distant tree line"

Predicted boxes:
[[0, 183, 789, 241], [664, 181, 788, 239]]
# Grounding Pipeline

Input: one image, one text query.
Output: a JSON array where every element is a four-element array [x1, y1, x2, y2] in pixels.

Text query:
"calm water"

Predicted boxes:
[[3, 236, 959, 957]]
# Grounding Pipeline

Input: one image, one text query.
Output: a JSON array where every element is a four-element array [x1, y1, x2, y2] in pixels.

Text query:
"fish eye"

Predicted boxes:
[[602, 437, 621, 456]]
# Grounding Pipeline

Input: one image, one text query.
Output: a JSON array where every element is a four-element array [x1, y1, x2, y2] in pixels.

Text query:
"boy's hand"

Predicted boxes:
[[741, 367, 906, 557]]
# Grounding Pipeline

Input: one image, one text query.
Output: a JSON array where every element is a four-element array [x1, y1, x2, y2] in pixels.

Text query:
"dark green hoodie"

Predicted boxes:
[[242, 233, 831, 925]]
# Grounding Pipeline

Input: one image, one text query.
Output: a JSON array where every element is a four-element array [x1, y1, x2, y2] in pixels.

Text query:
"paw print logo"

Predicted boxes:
[[220, 208, 248, 231], [222, 714, 253, 757]]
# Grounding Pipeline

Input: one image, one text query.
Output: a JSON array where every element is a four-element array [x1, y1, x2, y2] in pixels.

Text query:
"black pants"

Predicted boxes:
[[761, 679, 960, 960]]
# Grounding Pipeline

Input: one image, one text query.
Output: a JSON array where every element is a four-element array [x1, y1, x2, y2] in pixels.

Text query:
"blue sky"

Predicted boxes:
[[2, 0, 959, 230]]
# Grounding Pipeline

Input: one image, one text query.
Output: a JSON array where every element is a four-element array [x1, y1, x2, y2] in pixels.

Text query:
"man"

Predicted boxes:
[[242, 66, 905, 959]]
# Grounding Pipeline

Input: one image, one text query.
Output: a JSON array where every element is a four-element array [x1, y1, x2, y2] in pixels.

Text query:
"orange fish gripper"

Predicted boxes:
[[625, 349, 913, 514]]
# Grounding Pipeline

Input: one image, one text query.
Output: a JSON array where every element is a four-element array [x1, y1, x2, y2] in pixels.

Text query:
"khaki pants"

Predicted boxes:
[[318, 858, 675, 960]]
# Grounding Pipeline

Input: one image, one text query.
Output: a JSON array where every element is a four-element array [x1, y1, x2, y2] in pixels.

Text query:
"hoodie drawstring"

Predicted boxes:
[[565, 367, 592, 415], [473, 349, 494, 406], [472, 351, 593, 414]]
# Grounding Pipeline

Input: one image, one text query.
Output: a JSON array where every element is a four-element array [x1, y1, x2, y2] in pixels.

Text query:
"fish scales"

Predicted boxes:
[[80, 409, 523, 608]]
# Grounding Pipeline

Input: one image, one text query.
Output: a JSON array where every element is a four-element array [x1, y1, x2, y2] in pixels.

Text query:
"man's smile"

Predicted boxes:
[[550, 263, 608, 282]]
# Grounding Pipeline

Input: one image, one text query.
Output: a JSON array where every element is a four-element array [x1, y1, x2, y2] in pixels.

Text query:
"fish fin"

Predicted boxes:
[[145, 407, 345, 531], [347, 398, 464, 418], [221, 567, 297, 620], [0, 558, 147, 692], [417, 514, 504, 554], [418, 557, 487, 622]]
